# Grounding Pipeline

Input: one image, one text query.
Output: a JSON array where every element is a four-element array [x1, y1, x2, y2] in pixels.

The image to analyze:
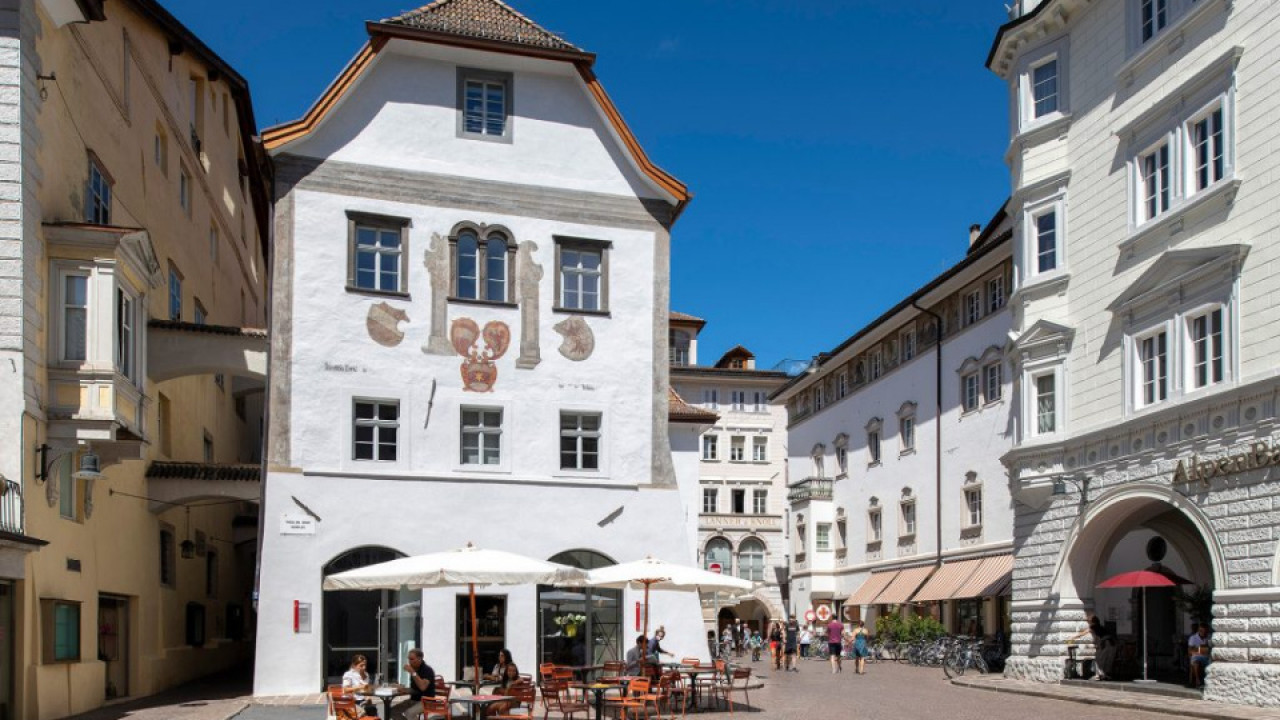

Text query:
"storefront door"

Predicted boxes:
[[98, 595, 129, 699], [457, 595, 505, 680]]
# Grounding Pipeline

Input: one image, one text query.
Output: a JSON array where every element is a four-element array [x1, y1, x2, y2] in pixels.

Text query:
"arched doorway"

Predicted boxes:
[[537, 550, 621, 665], [1054, 487, 1221, 683], [322, 546, 421, 688]]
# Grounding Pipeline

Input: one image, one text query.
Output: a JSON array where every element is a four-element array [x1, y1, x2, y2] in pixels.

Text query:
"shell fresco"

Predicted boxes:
[[366, 302, 409, 347]]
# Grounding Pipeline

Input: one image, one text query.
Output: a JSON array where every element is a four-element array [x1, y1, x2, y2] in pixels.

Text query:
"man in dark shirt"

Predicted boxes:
[[392, 647, 435, 719]]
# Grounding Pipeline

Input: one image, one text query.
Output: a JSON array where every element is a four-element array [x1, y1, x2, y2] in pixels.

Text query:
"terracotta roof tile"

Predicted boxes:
[[146, 462, 261, 482], [148, 319, 268, 338], [669, 311, 705, 324], [383, 0, 583, 53], [669, 387, 718, 424]]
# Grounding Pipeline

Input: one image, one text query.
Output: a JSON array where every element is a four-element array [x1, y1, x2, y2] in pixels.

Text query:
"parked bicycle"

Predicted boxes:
[[942, 637, 990, 677]]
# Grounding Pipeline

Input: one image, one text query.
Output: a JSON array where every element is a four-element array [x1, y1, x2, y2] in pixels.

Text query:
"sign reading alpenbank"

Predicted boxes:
[[1172, 439, 1280, 487]]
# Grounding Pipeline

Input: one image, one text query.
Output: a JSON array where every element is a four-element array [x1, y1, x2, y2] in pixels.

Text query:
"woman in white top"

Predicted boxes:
[[341, 654, 377, 717]]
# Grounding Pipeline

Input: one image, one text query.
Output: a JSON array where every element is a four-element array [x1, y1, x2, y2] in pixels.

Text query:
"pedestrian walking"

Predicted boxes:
[[799, 626, 812, 659], [784, 616, 800, 672], [852, 621, 870, 675], [826, 616, 845, 674], [768, 621, 784, 670]]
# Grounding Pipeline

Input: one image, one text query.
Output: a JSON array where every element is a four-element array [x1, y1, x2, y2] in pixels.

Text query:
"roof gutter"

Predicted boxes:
[[911, 300, 944, 572]]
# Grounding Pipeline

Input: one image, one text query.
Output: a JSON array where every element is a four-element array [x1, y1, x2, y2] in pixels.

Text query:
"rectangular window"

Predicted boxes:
[[901, 503, 916, 536], [460, 408, 502, 466], [1035, 373, 1057, 435], [1189, 308, 1224, 389], [558, 245, 604, 311], [560, 412, 601, 471], [899, 416, 915, 452], [816, 523, 832, 552], [730, 391, 746, 411], [867, 430, 881, 465], [752, 391, 768, 413], [179, 165, 191, 215], [168, 267, 182, 321], [1190, 107, 1225, 193], [160, 528, 176, 587], [154, 129, 168, 174], [202, 431, 214, 463], [42, 600, 81, 664], [702, 389, 718, 409], [461, 74, 510, 138], [1031, 59, 1059, 119], [1139, 330, 1169, 406], [835, 445, 847, 475], [209, 225, 219, 265], [836, 373, 848, 399], [194, 299, 207, 326], [869, 352, 882, 380], [868, 509, 882, 543], [984, 363, 1003, 403], [965, 488, 983, 527], [702, 488, 717, 513], [729, 435, 745, 462], [901, 329, 915, 361], [58, 457, 77, 521], [86, 156, 112, 225], [62, 274, 89, 362], [988, 276, 1006, 312], [732, 489, 746, 515], [965, 290, 982, 325], [116, 288, 136, 381], [206, 551, 218, 599], [752, 489, 767, 514], [1035, 210, 1057, 274], [353, 399, 399, 462], [701, 434, 718, 461], [963, 373, 981, 412], [1140, 0, 1168, 43], [752, 436, 767, 462], [1140, 143, 1171, 223], [352, 221, 405, 293]]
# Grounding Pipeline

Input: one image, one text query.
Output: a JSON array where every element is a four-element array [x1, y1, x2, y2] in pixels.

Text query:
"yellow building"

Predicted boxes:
[[0, 0, 270, 717]]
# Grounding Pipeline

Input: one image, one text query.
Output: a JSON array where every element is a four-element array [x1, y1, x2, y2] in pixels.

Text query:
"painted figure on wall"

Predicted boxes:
[[554, 315, 595, 361], [452, 318, 511, 392], [516, 240, 542, 369], [367, 302, 409, 347]]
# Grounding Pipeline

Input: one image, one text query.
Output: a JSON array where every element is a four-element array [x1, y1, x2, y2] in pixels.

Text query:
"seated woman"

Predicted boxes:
[[340, 654, 379, 718], [483, 648, 521, 717], [1189, 624, 1212, 688], [1066, 615, 1116, 681]]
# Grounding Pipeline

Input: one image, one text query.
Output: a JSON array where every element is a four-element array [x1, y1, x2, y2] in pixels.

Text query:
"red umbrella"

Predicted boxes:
[[1097, 569, 1187, 682]]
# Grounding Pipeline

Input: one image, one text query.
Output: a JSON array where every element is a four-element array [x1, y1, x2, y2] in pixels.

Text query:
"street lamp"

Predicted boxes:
[[1051, 474, 1090, 502], [35, 444, 104, 484]]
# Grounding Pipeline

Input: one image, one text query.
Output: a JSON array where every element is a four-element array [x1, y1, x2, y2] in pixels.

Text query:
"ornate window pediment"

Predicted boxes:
[[1108, 244, 1248, 317], [864, 417, 883, 433], [1010, 319, 1075, 359], [896, 402, 916, 419], [833, 433, 849, 449], [958, 345, 1005, 375]]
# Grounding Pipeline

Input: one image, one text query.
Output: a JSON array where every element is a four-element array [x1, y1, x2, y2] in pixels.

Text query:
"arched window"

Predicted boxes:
[[737, 538, 766, 582], [451, 224, 514, 302], [539, 550, 620, 667], [322, 547, 419, 687], [705, 538, 732, 574]]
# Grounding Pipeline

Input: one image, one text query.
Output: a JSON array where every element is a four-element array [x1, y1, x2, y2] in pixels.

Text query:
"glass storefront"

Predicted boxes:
[[323, 547, 421, 687], [538, 550, 621, 666]]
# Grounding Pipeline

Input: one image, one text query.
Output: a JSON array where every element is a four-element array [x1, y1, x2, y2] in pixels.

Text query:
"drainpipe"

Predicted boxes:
[[910, 300, 944, 573]]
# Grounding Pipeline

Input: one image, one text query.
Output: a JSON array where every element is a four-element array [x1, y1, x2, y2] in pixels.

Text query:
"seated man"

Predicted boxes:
[[1188, 624, 1211, 688], [392, 648, 436, 720], [623, 635, 652, 676]]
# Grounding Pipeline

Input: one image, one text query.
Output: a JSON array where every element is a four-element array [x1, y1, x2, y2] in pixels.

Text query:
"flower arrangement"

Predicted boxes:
[[554, 613, 587, 628]]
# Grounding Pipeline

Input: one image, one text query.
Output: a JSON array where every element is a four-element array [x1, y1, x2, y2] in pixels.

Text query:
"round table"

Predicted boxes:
[[369, 685, 411, 719], [569, 682, 622, 720], [451, 693, 512, 720]]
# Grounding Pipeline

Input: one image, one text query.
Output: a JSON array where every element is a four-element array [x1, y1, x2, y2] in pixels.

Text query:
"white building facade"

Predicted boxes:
[[989, 0, 1280, 704], [776, 219, 1017, 637], [669, 314, 791, 632], [254, 0, 707, 694]]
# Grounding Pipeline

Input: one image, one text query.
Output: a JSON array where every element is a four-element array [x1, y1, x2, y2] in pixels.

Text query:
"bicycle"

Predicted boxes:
[[942, 638, 989, 678]]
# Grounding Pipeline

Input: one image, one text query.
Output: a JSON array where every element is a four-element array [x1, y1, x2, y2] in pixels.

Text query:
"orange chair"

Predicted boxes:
[[545, 680, 591, 720], [606, 677, 658, 720], [422, 695, 452, 720], [710, 667, 752, 715], [326, 685, 361, 720], [490, 682, 537, 719]]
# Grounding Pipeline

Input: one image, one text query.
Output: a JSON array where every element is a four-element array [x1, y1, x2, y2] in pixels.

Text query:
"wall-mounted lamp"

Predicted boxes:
[[1052, 474, 1090, 502], [180, 506, 196, 559], [35, 444, 104, 484]]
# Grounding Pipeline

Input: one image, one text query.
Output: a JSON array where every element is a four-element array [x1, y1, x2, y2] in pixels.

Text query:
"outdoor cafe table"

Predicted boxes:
[[677, 665, 722, 712], [569, 682, 623, 720], [369, 684, 410, 719], [450, 693, 512, 720], [565, 664, 604, 681]]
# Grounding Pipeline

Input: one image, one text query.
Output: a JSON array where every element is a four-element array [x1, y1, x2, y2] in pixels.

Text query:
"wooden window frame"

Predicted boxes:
[[346, 211, 411, 297]]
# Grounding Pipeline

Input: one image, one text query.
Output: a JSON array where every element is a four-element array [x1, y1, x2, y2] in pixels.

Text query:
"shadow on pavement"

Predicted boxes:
[[63, 667, 252, 720]]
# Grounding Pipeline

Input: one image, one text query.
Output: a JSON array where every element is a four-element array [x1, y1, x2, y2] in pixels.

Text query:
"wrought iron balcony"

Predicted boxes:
[[787, 477, 833, 503]]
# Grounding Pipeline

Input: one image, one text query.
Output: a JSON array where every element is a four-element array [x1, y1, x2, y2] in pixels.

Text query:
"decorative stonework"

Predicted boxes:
[[452, 318, 510, 392], [423, 233, 453, 355], [515, 240, 542, 369], [553, 315, 594, 361], [367, 302, 408, 347]]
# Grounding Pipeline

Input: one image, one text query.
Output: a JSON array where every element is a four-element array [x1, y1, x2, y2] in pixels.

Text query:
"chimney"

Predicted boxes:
[[968, 223, 983, 247]]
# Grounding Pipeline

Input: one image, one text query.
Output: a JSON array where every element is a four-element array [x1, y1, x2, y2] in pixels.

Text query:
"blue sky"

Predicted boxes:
[[167, 0, 1014, 368]]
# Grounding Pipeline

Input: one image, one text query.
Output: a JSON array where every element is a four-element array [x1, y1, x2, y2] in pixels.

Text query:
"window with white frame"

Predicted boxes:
[[179, 164, 191, 215], [962, 372, 981, 412], [752, 489, 768, 514], [815, 523, 832, 552], [1031, 58, 1059, 119], [868, 507, 882, 543], [559, 412, 601, 471], [1136, 327, 1170, 408], [899, 415, 915, 453], [459, 69, 512, 139], [115, 287, 138, 382], [556, 239, 607, 312], [351, 213, 408, 294], [1138, 141, 1172, 224], [752, 391, 768, 413], [702, 389, 718, 409], [460, 407, 502, 466], [669, 330, 690, 365], [701, 434, 718, 461], [705, 538, 731, 573], [729, 435, 745, 462], [1131, 0, 1205, 48], [988, 276, 1006, 313], [1188, 307, 1224, 390], [1034, 208, 1058, 274], [1018, 40, 1068, 131], [752, 436, 767, 462], [1033, 372, 1058, 435], [738, 538, 766, 581], [1187, 101, 1226, 196], [867, 429, 881, 466], [811, 444, 825, 478], [731, 391, 746, 411], [964, 486, 983, 528], [814, 383, 825, 412], [60, 272, 89, 362], [900, 500, 917, 536], [702, 488, 718, 513], [965, 290, 982, 325], [86, 154, 112, 225], [452, 225, 513, 302], [835, 445, 848, 475], [168, 266, 182, 321], [57, 456, 78, 521], [984, 362, 1003, 403], [901, 328, 915, 361], [837, 372, 848, 399], [353, 399, 399, 462], [869, 351, 882, 380]]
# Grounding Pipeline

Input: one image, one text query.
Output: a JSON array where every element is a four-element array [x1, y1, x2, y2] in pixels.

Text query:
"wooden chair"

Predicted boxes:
[[326, 686, 361, 720], [490, 682, 537, 719], [422, 695, 452, 720]]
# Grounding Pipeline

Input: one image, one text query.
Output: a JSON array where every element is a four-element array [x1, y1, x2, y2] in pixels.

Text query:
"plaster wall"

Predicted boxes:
[[285, 42, 660, 201]]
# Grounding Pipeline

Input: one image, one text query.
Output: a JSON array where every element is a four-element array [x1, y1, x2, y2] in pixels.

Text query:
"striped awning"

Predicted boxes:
[[874, 565, 936, 605], [954, 554, 1013, 599], [845, 570, 899, 606], [910, 558, 986, 603]]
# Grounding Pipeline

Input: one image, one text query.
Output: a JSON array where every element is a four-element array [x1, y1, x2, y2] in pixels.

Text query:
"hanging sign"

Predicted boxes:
[[280, 514, 317, 535]]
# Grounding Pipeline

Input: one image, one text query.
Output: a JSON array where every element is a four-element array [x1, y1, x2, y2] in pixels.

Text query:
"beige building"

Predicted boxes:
[[669, 312, 792, 632], [0, 0, 270, 717]]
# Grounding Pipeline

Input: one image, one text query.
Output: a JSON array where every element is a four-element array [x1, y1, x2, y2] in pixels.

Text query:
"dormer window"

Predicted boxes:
[[458, 68, 512, 141]]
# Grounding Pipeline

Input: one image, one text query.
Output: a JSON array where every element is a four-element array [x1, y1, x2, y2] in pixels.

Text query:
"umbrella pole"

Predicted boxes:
[[471, 584, 481, 689], [1142, 587, 1149, 682]]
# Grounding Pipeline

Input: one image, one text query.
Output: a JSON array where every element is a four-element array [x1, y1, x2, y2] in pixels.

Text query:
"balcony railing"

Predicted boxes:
[[0, 479, 23, 535], [787, 477, 833, 503]]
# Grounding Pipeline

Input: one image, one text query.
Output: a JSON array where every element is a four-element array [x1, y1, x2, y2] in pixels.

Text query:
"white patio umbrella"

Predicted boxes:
[[584, 555, 753, 640], [324, 542, 588, 686]]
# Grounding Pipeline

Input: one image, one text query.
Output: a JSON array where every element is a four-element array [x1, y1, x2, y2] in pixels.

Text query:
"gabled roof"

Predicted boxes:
[[714, 345, 754, 369], [382, 0, 585, 54], [669, 311, 707, 329], [669, 388, 718, 424]]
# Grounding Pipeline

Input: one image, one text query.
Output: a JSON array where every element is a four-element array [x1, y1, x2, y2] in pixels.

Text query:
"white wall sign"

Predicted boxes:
[[280, 514, 317, 535]]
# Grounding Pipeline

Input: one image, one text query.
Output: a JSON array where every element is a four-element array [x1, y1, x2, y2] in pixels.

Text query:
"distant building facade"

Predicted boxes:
[[669, 313, 791, 631], [775, 217, 1016, 638]]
